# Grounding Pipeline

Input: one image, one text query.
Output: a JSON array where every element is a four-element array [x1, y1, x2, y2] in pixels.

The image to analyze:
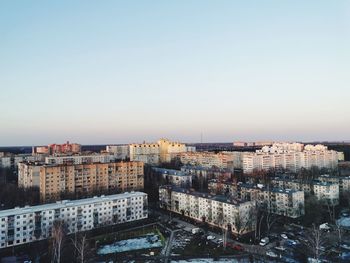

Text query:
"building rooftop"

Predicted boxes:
[[0, 192, 147, 218], [152, 167, 189, 177], [160, 185, 251, 206]]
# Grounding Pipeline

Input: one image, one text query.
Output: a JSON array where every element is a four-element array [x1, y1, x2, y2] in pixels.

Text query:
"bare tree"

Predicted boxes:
[[335, 220, 345, 246], [51, 220, 65, 263], [306, 224, 327, 261], [72, 233, 88, 263], [234, 208, 254, 239]]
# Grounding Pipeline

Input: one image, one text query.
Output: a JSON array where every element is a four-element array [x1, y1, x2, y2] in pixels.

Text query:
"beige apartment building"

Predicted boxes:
[[18, 161, 144, 201], [129, 138, 192, 164], [177, 152, 234, 170], [159, 185, 256, 235]]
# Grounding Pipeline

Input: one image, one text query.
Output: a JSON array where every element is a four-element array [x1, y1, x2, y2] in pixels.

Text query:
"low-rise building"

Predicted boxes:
[[271, 177, 339, 205], [152, 168, 192, 188], [317, 175, 350, 195], [159, 185, 256, 235], [238, 184, 305, 218], [0, 192, 148, 249]]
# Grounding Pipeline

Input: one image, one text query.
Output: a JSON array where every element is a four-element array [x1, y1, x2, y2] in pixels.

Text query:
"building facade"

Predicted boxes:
[[243, 143, 341, 174], [129, 139, 192, 164], [18, 161, 144, 201], [238, 184, 305, 218], [32, 141, 81, 155], [177, 152, 235, 170], [0, 192, 148, 248], [106, 145, 130, 160], [271, 177, 339, 205], [159, 185, 256, 235], [152, 168, 192, 188]]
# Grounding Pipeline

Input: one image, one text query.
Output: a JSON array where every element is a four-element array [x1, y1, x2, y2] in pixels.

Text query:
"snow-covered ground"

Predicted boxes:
[[337, 217, 350, 228], [97, 234, 163, 255]]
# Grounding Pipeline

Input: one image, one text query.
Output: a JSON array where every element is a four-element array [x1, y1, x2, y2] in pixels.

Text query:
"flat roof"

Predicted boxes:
[[0, 192, 147, 218], [152, 167, 189, 176]]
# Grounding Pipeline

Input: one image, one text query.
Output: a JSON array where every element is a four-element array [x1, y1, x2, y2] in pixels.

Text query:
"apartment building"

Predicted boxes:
[[129, 138, 192, 164], [271, 177, 339, 205], [317, 175, 350, 195], [0, 192, 148, 249], [181, 166, 233, 182], [177, 152, 235, 170], [243, 143, 341, 174], [18, 161, 144, 201], [159, 185, 256, 235], [238, 184, 305, 218], [152, 168, 192, 188], [32, 141, 81, 155], [45, 153, 116, 165], [106, 145, 130, 160], [208, 179, 237, 197]]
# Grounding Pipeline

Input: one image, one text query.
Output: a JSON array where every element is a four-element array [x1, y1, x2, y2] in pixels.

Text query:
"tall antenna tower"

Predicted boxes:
[[200, 132, 203, 144]]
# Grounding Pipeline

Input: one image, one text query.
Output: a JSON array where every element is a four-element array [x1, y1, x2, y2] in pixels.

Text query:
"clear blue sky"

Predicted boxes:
[[0, 1, 349, 146]]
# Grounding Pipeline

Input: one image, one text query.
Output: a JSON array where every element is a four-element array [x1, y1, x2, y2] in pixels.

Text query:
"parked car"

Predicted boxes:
[[259, 237, 269, 246], [275, 246, 286, 251], [266, 250, 278, 258], [207, 235, 215, 240], [233, 244, 244, 251], [192, 228, 201, 234], [281, 234, 288, 239], [340, 244, 350, 250]]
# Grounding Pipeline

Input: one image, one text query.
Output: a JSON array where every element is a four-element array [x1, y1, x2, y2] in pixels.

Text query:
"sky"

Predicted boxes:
[[0, 1, 349, 146]]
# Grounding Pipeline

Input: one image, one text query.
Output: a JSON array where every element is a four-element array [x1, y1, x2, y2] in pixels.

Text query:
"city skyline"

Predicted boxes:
[[1, 1, 350, 146]]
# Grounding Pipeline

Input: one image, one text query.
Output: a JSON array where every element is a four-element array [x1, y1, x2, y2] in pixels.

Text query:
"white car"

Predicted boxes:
[[281, 234, 288, 239], [340, 244, 350, 250], [275, 246, 286, 251], [207, 235, 215, 240], [259, 237, 269, 246], [266, 250, 278, 258]]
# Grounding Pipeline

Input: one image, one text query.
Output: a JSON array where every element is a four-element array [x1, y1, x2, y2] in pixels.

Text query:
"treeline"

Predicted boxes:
[[0, 184, 40, 209]]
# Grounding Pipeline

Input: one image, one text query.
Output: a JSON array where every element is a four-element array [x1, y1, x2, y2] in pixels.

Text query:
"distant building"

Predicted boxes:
[[233, 142, 273, 147], [176, 152, 234, 170], [106, 145, 130, 160], [45, 153, 116, 165], [317, 174, 350, 195], [129, 138, 193, 164], [152, 168, 192, 188], [243, 143, 341, 173], [0, 192, 148, 249], [18, 161, 144, 201], [32, 141, 81, 155], [181, 166, 233, 182], [159, 185, 256, 235]]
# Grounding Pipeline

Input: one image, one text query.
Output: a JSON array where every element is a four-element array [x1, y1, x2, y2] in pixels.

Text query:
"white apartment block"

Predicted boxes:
[[106, 145, 130, 160], [271, 178, 339, 205], [152, 168, 192, 188], [45, 154, 116, 165], [129, 138, 192, 164], [159, 186, 256, 235], [0, 192, 148, 249], [243, 143, 340, 173], [238, 184, 305, 218], [317, 175, 350, 194]]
